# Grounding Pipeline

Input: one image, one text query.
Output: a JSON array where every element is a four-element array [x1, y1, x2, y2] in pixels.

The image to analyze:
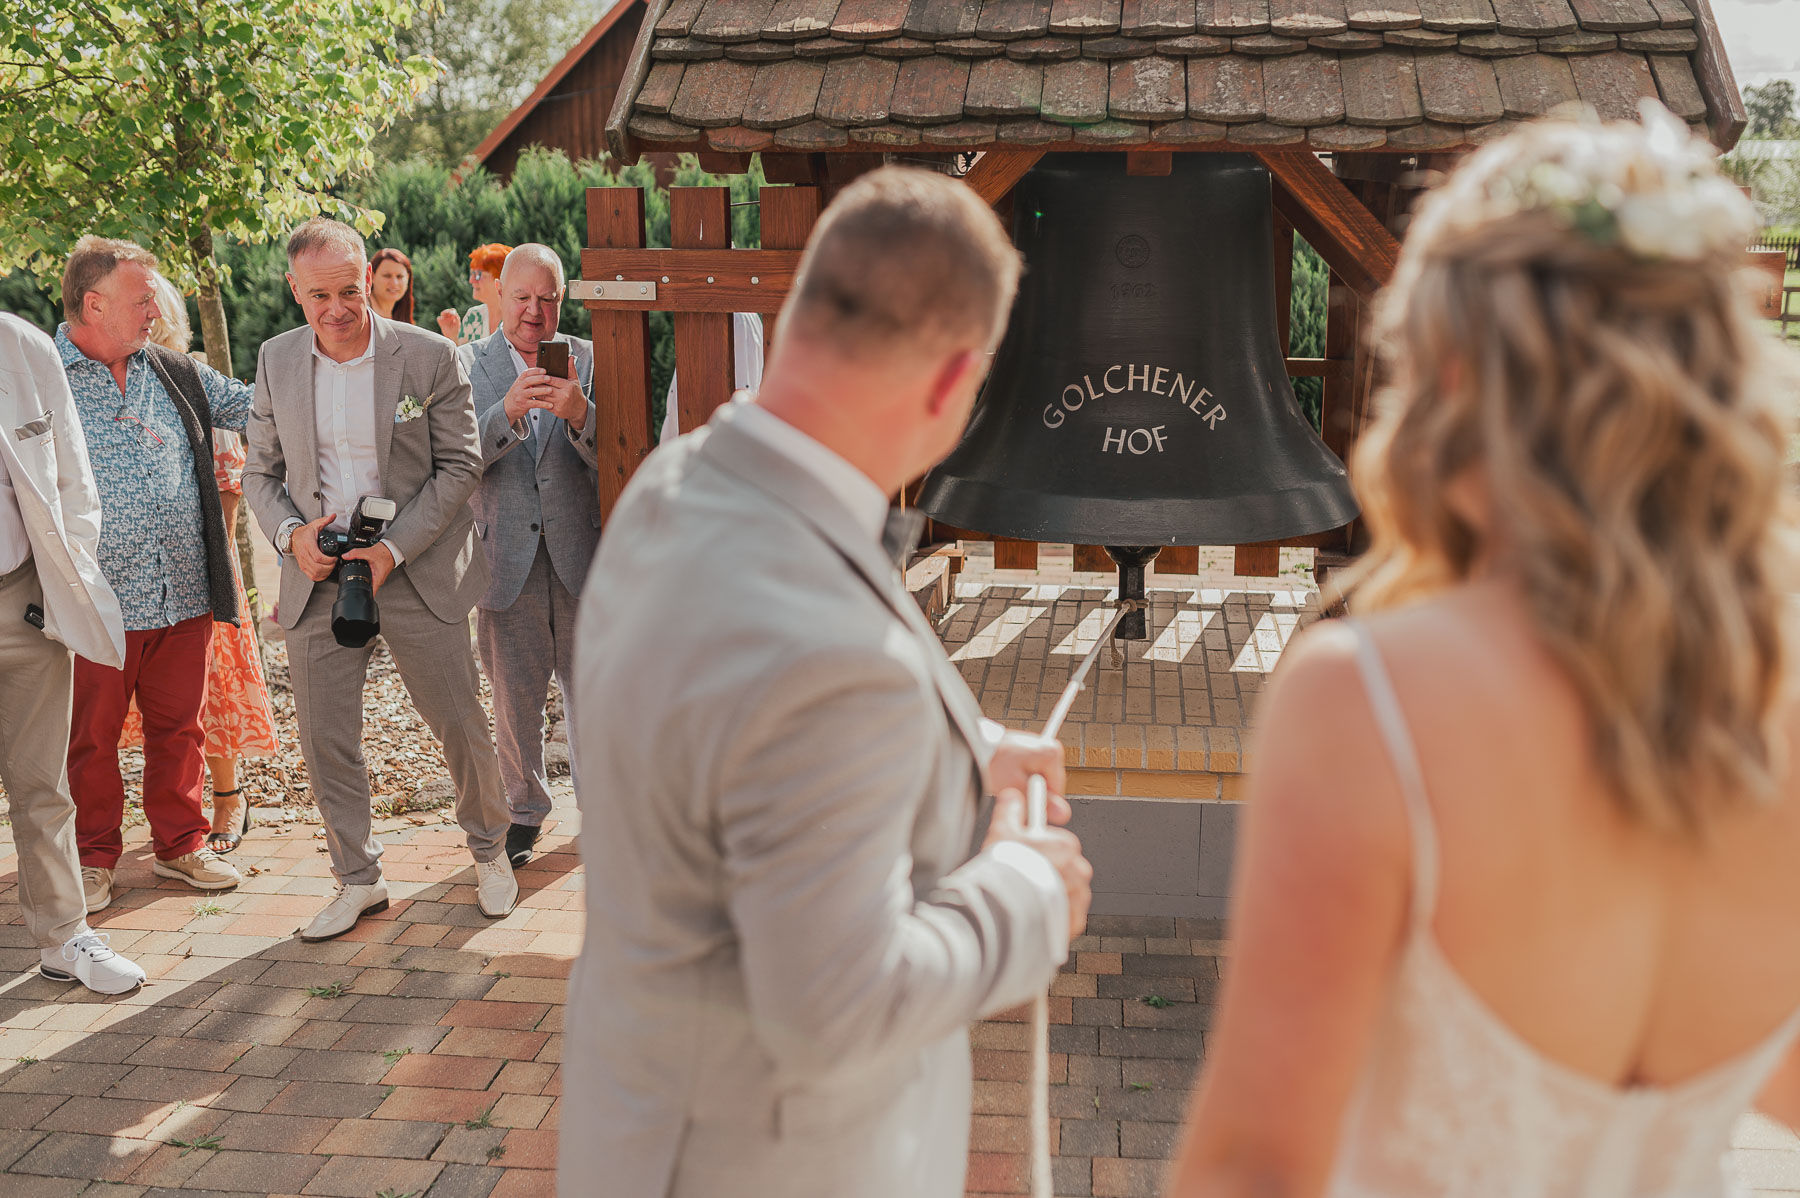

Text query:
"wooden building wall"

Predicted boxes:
[[480, 0, 648, 179]]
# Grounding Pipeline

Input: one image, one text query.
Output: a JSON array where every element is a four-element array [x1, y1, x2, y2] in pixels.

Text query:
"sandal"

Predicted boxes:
[[207, 788, 252, 854]]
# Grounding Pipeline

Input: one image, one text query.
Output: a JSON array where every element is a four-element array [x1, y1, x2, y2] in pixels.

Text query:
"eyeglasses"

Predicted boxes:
[[112, 411, 165, 448], [111, 366, 165, 448]]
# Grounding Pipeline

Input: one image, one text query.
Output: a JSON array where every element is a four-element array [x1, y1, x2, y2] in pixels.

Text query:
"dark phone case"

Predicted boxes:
[[538, 342, 570, 379]]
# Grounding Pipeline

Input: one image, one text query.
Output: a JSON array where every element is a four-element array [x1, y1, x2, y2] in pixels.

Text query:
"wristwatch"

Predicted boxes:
[[275, 520, 299, 556]]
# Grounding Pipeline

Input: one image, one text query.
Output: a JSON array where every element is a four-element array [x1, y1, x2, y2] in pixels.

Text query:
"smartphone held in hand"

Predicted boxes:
[[538, 341, 570, 380]]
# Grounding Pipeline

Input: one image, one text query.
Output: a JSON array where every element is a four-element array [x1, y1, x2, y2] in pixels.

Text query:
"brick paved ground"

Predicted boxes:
[[0, 540, 1793, 1195], [0, 788, 580, 1197]]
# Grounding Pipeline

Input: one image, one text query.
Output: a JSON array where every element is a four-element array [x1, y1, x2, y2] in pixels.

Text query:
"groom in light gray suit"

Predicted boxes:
[[563, 169, 1093, 1198], [459, 244, 600, 867], [244, 218, 517, 942]]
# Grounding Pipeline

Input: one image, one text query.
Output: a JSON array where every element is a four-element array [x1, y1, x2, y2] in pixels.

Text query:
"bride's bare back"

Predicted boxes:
[[1380, 584, 1800, 1093]]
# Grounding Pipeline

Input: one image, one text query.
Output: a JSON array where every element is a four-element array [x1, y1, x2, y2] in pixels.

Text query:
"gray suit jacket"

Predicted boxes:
[[457, 329, 601, 609], [243, 315, 488, 628], [562, 401, 1066, 1198]]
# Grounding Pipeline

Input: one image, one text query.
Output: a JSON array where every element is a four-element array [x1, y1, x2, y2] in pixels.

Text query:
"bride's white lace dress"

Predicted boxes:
[[1329, 625, 1800, 1198]]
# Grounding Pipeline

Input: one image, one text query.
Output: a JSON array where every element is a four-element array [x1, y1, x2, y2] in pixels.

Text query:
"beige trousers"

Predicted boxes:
[[0, 559, 88, 947], [285, 569, 508, 886]]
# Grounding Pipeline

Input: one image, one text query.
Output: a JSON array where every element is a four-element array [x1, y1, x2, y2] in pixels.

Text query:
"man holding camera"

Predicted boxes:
[[244, 218, 516, 942], [459, 244, 599, 867]]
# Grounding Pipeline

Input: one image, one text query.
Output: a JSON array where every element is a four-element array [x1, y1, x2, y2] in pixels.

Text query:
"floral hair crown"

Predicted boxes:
[[1475, 100, 1758, 264]]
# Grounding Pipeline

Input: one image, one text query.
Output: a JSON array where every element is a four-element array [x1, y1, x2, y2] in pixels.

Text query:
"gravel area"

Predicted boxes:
[[0, 625, 568, 830]]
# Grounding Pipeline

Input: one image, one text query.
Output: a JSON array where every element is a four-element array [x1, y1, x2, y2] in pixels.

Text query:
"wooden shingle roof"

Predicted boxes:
[[607, 0, 1744, 156]]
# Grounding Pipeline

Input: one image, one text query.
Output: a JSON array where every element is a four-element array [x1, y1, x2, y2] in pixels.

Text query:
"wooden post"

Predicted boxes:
[[1273, 208, 1295, 357], [1157, 547, 1199, 574], [671, 187, 736, 434], [1322, 274, 1358, 465], [1072, 545, 1112, 573], [758, 185, 821, 353], [588, 186, 653, 522], [994, 540, 1039, 570], [1234, 543, 1281, 577]]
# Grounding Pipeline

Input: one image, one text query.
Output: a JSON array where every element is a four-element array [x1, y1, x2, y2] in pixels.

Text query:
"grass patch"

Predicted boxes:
[[304, 980, 350, 999], [1139, 994, 1170, 1009], [169, 1132, 223, 1156], [381, 1046, 413, 1067], [464, 1101, 497, 1130]]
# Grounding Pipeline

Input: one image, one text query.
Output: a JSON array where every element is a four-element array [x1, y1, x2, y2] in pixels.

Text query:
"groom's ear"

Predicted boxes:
[[285, 273, 301, 307]]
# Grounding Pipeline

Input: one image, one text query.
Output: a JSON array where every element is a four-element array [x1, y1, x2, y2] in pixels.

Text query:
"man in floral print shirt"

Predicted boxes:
[[56, 236, 250, 910]]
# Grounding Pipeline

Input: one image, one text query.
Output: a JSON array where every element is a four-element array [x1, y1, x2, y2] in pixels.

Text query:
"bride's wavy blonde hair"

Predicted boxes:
[[1344, 105, 1799, 834]]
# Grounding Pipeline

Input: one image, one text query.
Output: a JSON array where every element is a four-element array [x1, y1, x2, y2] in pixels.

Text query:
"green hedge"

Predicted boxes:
[[5, 151, 1330, 438], [3, 148, 764, 429], [1289, 236, 1328, 432]]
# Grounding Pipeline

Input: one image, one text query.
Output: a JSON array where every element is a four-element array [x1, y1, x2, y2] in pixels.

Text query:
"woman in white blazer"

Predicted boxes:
[[0, 311, 143, 993]]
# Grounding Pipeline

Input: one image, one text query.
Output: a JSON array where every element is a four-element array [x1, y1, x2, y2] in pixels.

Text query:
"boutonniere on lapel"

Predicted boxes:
[[394, 393, 434, 424]]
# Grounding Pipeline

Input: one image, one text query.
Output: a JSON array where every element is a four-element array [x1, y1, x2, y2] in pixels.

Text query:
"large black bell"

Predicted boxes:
[[918, 152, 1359, 552]]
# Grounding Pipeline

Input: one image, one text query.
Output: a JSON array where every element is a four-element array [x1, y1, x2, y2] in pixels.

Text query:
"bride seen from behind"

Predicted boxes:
[[1169, 103, 1800, 1198]]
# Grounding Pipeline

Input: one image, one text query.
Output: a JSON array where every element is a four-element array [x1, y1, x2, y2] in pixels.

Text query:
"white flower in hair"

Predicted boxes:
[[1487, 100, 1758, 263]]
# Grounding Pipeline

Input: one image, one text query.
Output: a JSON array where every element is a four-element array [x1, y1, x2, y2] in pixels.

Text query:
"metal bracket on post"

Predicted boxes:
[[570, 279, 657, 302]]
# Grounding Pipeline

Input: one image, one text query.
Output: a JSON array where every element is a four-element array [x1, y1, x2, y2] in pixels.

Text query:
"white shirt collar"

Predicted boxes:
[[311, 329, 376, 368], [732, 402, 889, 545]]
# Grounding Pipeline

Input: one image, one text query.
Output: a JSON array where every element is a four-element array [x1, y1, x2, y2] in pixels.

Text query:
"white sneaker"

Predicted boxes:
[[81, 867, 113, 913], [300, 881, 389, 943], [152, 848, 242, 891], [474, 854, 518, 918], [41, 928, 146, 995]]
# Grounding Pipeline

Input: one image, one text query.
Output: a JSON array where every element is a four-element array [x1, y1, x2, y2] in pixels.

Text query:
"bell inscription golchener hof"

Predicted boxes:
[[918, 153, 1360, 636]]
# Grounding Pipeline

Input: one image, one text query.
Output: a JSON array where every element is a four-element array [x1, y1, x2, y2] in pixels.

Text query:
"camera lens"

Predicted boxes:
[[331, 560, 380, 647]]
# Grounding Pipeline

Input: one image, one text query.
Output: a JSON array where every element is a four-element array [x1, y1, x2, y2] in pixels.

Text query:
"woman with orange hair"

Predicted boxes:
[[1170, 103, 1800, 1197], [437, 242, 511, 345]]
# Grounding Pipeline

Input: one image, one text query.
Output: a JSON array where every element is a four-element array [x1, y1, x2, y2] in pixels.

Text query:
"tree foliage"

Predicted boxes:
[[0, 0, 441, 372], [4, 148, 764, 430], [373, 0, 599, 164], [1290, 238, 1328, 432], [1745, 81, 1798, 140]]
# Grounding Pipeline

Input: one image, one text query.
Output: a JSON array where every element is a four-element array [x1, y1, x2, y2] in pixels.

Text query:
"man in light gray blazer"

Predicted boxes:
[[244, 218, 516, 942], [459, 244, 600, 867], [563, 169, 1093, 1197]]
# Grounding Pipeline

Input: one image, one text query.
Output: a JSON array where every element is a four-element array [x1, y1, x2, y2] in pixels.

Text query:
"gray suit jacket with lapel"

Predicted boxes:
[[457, 329, 601, 610], [243, 315, 489, 629], [562, 401, 1066, 1198]]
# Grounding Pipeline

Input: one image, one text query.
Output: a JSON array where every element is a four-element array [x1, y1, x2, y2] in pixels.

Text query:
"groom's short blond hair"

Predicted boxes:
[[782, 167, 1020, 359]]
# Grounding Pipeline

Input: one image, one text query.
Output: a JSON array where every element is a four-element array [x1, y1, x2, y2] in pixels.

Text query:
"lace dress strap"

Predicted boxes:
[[1345, 620, 1441, 931]]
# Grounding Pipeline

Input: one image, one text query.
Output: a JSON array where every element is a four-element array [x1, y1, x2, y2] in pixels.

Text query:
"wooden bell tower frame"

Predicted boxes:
[[581, 145, 1412, 578]]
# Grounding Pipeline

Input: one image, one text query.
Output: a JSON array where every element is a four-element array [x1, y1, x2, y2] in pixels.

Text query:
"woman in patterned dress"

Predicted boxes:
[[435, 242, 511, 345], [122, 276, 279, 852]]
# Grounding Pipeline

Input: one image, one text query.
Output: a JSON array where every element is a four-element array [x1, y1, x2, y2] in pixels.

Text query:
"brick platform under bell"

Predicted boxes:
[[921, 541, 1318, 1197]]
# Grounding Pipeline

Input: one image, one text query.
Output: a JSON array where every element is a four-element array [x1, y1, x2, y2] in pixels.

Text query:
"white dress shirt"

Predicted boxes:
[[0, 445, 29, 575], [276, 334, 402, 564], [658, 313, 766, 446]]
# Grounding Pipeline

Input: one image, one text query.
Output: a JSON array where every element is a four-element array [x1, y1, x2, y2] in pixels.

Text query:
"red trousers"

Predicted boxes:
[[68, 613, 213, 868]]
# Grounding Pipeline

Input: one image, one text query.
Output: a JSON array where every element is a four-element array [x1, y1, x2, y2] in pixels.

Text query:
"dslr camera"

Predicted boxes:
[[316, 495, 398, 648]]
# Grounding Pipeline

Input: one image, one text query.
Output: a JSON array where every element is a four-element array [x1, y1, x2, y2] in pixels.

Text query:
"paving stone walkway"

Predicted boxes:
[[0, 787, 581, 1197], [0, 731, 1794, 1196]]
